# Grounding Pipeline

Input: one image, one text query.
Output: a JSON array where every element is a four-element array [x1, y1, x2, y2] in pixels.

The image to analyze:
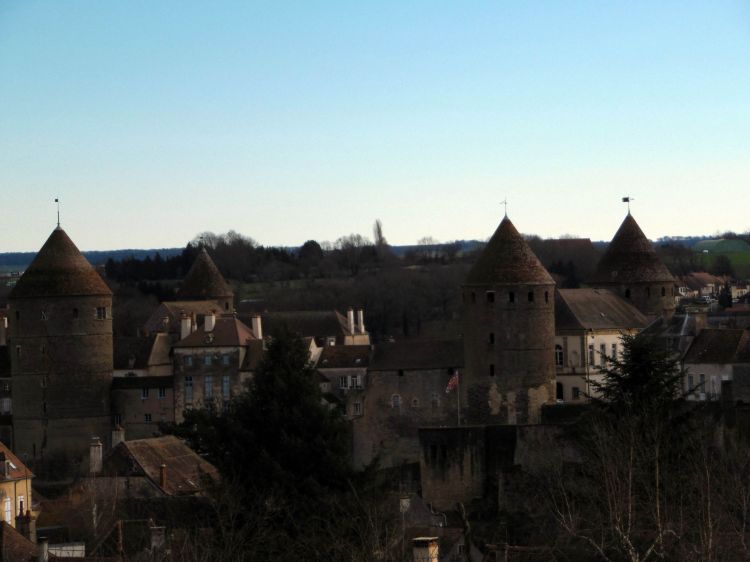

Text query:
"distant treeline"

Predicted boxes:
[[0, 248, 183, 269]]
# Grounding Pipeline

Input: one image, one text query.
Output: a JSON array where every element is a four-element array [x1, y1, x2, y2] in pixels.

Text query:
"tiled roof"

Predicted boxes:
[[240, 339, 264, 371], [111, 435, 219, 496], [678, 272, 726, 291], [370, 339, 463, 371], [0, 522, 37, 562], [9, 228, 112, 299], [590, 214, 675, 285], [555, 289, 649, 331], [179, 249, 233, 300], [173, 315, 255, 348], [683, 329, 750, 364], [142, 300, 224, 335], [0, 442, 34, 481], [113, 337, 154, 370], [254, 310, 349, 339], [317, 345, 371, 369], [465, 216, 554, 285]]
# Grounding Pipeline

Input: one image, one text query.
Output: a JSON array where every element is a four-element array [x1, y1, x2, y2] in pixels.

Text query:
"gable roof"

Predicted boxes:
[[370, 339, 463, 371], [108, 435, 218, 496], [179, 249, 233, 301], [590, 214, 674, 285], [9, 228, 111, 299], [317, 345, 371, 369], [142, 300, 224, 336], [465, 216, 554, 286], [0, 442, 34, 481], [256, 310, 349, 339], [555, 289, 649, 331], [173, 315, 256, 348], [683, 329, 750, 364], [0, 522, 37, 562]]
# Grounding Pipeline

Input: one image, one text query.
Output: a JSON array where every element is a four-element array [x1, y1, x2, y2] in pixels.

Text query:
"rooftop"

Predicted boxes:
[[683, 329, 750, 364], [317, 345, 371, 369], [555, 288, 649, 331], [179, 248, 233, 300], [174, 315, 256, 348]]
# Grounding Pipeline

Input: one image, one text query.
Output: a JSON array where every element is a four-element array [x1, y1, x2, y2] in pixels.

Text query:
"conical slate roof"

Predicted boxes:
[[591, 214, 675, 285], [465, 216, 554, 285], [9, 227, 112, 299], [179, 248, 234, 300]]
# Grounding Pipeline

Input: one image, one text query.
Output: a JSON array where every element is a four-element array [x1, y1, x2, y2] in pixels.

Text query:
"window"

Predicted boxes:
[[352, 401, 362, 416], [431, 392, 440, 409], [411, 398, 420, 408], [661, 286, 666, 297], [625, 289, 631, 299], [40, 310, 47, 321], [338, 376, 347, 389], [184, 355, 193, 367], [688, 374, 694, 392], [509, 292, 515, 303], [488, 332, 495, 345], [600, 344, 606, 367], [73, 308, 79, 319], [204, 375, 213, 399], [544, 291, 549, 303], [204, 355, 212, 366], [572, 387, 581, 400], [391, 394, 401, 408], [398, 369, 404, 377], [471, 292, 476, 303], [588, 344, 595, 367], [158, 387, 167, 400], [3, 498, 10, 524], [646, 287, 651, 297], [0, 399, 11, 414], [486, 291, 495, 303], [611, 343, 617, 359], [353, 375, 363, 389], [222, 375, 230, 400], [489, 364, 495, 376], [141, 388, 149, 400], [222, 354, 231, 366], [14, 312, 19, 322], [144, 414, 152, 423], [554, 345, 564, 368], [95, 307, 107, 320], [185, 376, 193, 402], [699, 374, 706, 391], [15, 346, 20, 359], [528, 291, 534, 303]]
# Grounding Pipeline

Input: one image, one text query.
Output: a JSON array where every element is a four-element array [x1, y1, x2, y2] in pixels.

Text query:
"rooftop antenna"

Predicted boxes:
[[622, 196, 634, 214], [501, 198, 508, 217], [54, 197, 60, 227]]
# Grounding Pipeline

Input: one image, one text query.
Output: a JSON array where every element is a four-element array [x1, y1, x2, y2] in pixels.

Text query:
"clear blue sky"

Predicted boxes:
[[1, 1, 749, 251]]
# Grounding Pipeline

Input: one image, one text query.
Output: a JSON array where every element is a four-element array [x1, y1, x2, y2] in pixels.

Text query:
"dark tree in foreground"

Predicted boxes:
[[170, 332, 402, 561]]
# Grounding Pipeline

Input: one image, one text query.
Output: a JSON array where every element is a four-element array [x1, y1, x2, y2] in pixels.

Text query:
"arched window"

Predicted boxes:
[[554, 345, 564, 367]]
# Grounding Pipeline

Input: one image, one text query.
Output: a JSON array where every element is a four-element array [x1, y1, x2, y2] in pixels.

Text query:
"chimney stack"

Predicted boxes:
[[89, 437, 103, 475], [112, 425, 125, 449], [251, 315, 263, 340], [357, 309, 366, 334], [347, 308, 355, 334], [180, 313, 192, 340], [37, 538, 48, 562], [412, 537, 439, 562], [205, 312, 216, 333], [159, 463, 167, 490], [0, 315, 7, 346]]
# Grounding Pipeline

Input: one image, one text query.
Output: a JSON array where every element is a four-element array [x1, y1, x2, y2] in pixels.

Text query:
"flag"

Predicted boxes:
[[622, 197, 630, 203], [445, 370, 459, 394]]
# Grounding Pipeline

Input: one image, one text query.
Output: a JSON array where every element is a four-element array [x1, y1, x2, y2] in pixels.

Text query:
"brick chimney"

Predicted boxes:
[[357, 309, 366, 334], [347, 308, 355, 334], [0, 315, 7, 346], [37, 538, 48, 562], [251, 315, 263, 340], [16, 503, 36, 544], [412, 537, 439, 562], [180, 313, 192, 340], [89, 437, 103, 475], [205, 312, 216, 333], [112, 425, 125, 449]]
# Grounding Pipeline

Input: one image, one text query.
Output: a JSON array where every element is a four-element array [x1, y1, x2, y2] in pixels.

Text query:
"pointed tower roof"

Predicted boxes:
[[591, 214, 674, 285], [465, 216, 554, 285], [179, 248, 234, 300], [9, 227, 112, 299]]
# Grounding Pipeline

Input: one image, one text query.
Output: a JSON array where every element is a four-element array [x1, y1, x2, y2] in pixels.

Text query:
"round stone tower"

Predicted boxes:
[[8, 227, 113, 467], [462, 216, 556, 425], [179, 248, 234, 312], [589, 213, 676, 319]]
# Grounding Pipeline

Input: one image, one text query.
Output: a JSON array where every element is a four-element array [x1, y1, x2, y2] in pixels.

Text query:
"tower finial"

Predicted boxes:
[[622, 196, 633, 215], [501, 198, 508, 218], [54, 198, 60, 227]]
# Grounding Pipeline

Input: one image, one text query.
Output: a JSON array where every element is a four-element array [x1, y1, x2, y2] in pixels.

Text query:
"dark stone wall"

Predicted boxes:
[[8, 294, 113, 463], [461, 283, 556, 425]]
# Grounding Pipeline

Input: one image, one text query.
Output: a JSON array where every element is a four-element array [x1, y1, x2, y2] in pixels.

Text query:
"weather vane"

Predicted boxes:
[[622, 196, 634, 214], [54, 197, 60, 227], [501, 198, 508, 217]]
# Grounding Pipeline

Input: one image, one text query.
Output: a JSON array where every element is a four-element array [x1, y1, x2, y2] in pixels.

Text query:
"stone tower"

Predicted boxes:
[[179, 248, 234, 312], [462, 216, 556, 425], [589, 213, 676, 318], [8, 227, 113, 466]]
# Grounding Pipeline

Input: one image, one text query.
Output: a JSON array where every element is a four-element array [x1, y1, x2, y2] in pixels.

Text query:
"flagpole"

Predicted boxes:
[[457, 371, 461, 426]]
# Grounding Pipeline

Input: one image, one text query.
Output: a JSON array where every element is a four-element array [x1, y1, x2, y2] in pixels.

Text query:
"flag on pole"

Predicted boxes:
[[445, 370, 459, 394], [622, 197, 630, 203]]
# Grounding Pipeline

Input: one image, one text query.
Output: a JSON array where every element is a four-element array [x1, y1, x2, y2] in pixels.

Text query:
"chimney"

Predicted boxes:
[[150, 525, 166, 555], [89, 437, 103, 475], [412, 537, 439, 562], [251, 315, 263, 340], [16, 508, 36, 544], [0, 315, 6, 346], [159, 463, 167, 490], [347, 308, 355, 334], [112, 425, 125, 449], [37, 538, 48, 562], [205, 312, 216, 333], [180, 313, 192, 340], [357, 309, 366, 334]]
